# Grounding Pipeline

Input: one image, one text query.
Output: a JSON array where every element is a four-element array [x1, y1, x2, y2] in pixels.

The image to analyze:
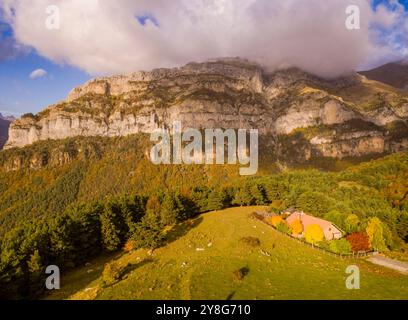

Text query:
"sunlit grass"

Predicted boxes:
[[44, 207, 408, 300]]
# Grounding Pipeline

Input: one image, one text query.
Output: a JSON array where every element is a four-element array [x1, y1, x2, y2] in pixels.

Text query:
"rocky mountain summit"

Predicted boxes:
[[4, 58, 408, 161], [0, 113, 16, 122]]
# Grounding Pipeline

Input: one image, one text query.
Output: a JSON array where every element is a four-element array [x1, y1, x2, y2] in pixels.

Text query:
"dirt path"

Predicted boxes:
[[367, 255, 408, 274]]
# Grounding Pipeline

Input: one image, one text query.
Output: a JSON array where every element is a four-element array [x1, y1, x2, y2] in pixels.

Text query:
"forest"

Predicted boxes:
[[0, 135, 407, 298]]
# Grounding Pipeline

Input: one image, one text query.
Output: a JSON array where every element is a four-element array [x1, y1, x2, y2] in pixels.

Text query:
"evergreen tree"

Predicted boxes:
[[250, 182, 267, 205], [207, 189, 227, 211], [233, 185, 253, 207], [69, 203, 102, 259], [27, 250, 42, 274], [191, 187, 210, 212], [27, 250, 44, 297], [131, 215, 164, 249], [49, 215, 76, 265], [160, 193, 180, 226], [100, 203, 122, 252]]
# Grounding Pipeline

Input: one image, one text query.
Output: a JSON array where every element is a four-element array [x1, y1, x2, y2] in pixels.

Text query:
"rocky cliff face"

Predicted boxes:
[[0, 114, 13, 150], [4, 58, 408, 160]]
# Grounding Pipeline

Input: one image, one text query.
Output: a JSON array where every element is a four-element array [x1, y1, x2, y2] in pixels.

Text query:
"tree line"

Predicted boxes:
[[0, 152, 407, 298]]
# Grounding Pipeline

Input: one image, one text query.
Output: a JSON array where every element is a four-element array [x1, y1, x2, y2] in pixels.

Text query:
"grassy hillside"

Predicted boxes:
[[359, 63, 408, 91], [44, 207, 408, 300]]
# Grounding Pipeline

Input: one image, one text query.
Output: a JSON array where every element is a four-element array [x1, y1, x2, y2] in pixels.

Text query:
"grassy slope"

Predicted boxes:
[[44, 207, 408, 300]]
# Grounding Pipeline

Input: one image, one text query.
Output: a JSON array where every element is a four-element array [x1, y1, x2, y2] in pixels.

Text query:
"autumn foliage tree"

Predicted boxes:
[[305, 224, 324, 245], [346, 232, 370, 252], [290, 219, 303, 236], [366, 217, 387, 252], [270, 216, 283, 227]]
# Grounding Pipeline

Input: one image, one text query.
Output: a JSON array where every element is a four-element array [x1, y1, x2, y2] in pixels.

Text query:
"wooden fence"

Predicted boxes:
[[251, 212, 376, 259]]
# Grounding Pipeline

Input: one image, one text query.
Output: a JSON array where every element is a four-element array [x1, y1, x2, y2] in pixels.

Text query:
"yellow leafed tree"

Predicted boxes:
[[305, 224, 324, 244]]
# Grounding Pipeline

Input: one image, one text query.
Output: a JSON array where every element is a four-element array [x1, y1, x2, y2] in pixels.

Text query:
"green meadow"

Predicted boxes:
[[44, 207, 408, 300]]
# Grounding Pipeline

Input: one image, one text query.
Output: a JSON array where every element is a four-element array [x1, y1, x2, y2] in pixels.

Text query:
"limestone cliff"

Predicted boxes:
[[4, 58, 408, 161]]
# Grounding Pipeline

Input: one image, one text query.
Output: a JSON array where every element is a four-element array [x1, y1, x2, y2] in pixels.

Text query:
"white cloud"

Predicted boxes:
[[1, 0, 407, 78], [29, 68, 47, 79]]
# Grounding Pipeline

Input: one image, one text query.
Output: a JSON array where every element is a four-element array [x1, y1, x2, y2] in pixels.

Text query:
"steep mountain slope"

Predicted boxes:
[[5, 59, 408, 160], [360, 62, 408, 91]]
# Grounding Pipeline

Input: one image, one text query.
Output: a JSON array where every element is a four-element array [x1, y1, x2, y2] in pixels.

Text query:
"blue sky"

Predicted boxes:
[[0, 51, 91, 116], [373, 0, 408, 9], [0, 20, 91, 116], [0, 1, 407, 117]]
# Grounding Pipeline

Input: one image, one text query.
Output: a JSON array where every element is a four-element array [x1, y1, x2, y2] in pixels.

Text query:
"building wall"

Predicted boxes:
[[323, 226, 342, 241]]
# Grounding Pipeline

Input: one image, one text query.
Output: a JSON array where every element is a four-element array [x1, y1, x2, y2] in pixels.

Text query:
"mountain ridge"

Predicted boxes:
[[3, 59, 408, 162], [359, 62, 408, 91]]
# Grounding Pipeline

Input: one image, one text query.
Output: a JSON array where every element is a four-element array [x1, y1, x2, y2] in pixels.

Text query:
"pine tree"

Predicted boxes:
[[49, 215, 76, 265], [207, 189, 226, 211], [27, 249, 45, 298], [100, 204, 122, 252], [191, 187, 210, 212], [250, 183, 267, 205], [69, 203, 102, 259], [27, 250, 42, 274], [160, 193, 179, 226], [233, 185, 253, 206]]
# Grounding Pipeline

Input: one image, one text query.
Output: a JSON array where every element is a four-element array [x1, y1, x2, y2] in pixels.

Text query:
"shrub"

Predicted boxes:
[[102, 262, 123, 286], [276, 221, 291, 235], [318, 240, 331, 251], [250, 211, 264, 221], [290, 219, 303, 236], [233, 267, 250, 281], [305, 224, 324, 245], [240, 236, 261, 247], [329, 238, 352, 254], [346, 232, 370, 252], [123, 239, 136, 252]]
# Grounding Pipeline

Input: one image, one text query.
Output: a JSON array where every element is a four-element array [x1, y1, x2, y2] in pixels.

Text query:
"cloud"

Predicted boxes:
[[0, 29, 27, 62], [29, 68, 47, 79], [1, 0, 407, 78]]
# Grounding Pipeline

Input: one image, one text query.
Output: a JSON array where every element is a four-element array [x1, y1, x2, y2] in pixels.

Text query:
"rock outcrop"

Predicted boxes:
[[4, 58, 408, 160], [0, 114, 13, 150]]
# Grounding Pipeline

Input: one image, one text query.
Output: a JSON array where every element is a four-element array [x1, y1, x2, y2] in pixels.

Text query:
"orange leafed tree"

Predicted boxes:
[[346, 232, 370, 252], [290, 219, 303, 236], [270, 216, 283, 227]]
